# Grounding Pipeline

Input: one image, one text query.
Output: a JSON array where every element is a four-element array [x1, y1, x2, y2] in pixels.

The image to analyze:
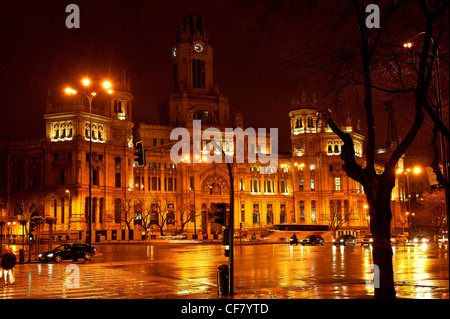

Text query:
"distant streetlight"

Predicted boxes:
[[65, 77, 113, 247]]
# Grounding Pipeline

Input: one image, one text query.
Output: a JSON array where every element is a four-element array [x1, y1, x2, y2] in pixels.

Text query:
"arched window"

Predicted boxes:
[[280, 204, 287, 224], [98, 125, 104, 141], [192, 59, 206, 88], [266, 204, 273, 225], [311, 200, 316, 222], [85, 123, 90, 138], [60, 123, 66, 138], [114, 198, 121, 224], [253, 204, 260, 225], [53, 124, 59, 139], [91, 124, 97, 140], [67, 123, 73, 138]]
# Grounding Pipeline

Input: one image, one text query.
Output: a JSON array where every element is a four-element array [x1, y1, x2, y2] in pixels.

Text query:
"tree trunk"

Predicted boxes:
[[369, 184, 396, 299]]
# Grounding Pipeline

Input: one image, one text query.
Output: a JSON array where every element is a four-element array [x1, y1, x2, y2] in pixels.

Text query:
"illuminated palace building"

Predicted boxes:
[[1, 15, 373, 242]]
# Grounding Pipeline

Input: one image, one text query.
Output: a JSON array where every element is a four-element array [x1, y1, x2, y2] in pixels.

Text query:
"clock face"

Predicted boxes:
[[172, 47, 177, 57], [194, 43, 203, 53]]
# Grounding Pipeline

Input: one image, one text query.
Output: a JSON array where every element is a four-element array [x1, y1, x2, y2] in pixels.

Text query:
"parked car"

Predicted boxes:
[[333, 234, 357, 246], [390, 234, 407, 245], [408, 235, 430, 244], [301, 235, 325, 246], [361, 234, 373, 246], [39, 243, 96, 263]]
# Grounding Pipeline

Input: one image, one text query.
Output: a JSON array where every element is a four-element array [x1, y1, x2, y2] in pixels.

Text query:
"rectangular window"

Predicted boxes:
[[299, 201, 305, 222], [299, 178, 304, 191], [192, 59, 206, 88], [280, 180, 288, 193], [115, 173, 121, 188], [99, 198, 104, 224], [152, 177, 157, 191], [335, 177, 341, 191], [60, 169, 65, 185], [114, 199, 121, 224], [311, 178, 315, 191], [92, 197, 97, 223], [311, 200, 316, 222], [168, 177, 173, 191]]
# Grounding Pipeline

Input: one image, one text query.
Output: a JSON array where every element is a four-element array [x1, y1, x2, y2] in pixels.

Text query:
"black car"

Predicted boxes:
[[301, 235, 325, 246], [333, 234, 357, 246], [39, 243, 96, 263]]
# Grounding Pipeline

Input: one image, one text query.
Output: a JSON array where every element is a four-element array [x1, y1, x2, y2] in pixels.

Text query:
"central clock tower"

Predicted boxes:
[[167, 14, 230, 127]]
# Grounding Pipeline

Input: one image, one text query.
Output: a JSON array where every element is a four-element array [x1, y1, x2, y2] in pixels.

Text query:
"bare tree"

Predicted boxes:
[[415, 189, 446, 240], [324, 204, 354, 238], [18, 191, 57, 240], [175, 193, 193, 234], [149, 194, 171, 237], [117, 193, 136, 231], [245, 0, 448, 299]]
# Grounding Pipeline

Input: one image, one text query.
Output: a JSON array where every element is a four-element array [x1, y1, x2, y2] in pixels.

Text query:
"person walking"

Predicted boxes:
[[1, 247, 16, 285]]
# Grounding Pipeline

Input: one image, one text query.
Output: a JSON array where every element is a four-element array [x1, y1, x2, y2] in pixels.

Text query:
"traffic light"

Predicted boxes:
[[134, 141, 145, 167], [29, 221, 36, 241], [211, 203, 227, 226]]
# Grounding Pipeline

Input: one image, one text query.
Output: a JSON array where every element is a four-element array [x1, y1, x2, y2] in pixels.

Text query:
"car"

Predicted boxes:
[[39, 243, 96, 263], [301, 235, 325, 246], [333, 234, 357, 246], [408, 235, 430, 244], [390, 234, 407, 245], [361, 234, 373, 246]]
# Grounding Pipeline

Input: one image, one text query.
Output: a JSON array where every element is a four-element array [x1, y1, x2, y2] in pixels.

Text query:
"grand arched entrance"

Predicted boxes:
[[199, 172, 230, 235]]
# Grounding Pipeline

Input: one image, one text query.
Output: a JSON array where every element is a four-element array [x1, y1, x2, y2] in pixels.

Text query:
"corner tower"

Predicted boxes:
[[168, 14, 230, 128]]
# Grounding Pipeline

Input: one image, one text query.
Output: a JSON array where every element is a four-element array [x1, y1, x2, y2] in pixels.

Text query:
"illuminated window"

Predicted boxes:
[[253, 204, 260, 225], [311, 201, 316, 222], [53, 124, 59, 139], [299, 201, 305, 222], [335, 177, 341, 191]]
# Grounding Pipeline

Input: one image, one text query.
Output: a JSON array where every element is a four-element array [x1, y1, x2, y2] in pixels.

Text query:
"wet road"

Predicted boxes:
[[2, 242, 448, 299]]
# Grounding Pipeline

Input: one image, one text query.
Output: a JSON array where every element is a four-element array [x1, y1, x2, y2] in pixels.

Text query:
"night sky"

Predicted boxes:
[[0, 0, 443, 157], [0, 0, 294, 151]]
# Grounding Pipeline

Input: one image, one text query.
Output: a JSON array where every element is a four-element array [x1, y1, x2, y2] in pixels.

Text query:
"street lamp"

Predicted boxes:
[[65, 78, 113, 247], [397, 166, 422, 236]]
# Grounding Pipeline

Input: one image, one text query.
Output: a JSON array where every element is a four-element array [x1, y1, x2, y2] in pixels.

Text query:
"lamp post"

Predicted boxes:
[[66, 189, 72, 240], [65, 78, 113, 247], [399, 166, 421, 236]]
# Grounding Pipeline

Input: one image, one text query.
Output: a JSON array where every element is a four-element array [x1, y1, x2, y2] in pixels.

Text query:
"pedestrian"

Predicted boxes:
[[1, 247, 16, 285]]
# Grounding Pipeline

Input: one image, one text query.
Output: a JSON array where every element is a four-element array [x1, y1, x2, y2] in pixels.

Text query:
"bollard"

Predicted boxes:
[[217, 264, 229, 295]]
